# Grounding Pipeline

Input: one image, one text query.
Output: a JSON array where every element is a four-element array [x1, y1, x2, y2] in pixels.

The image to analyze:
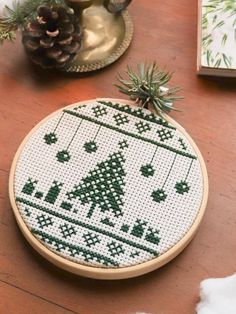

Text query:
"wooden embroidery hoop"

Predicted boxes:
[[9, 98, 209, 280]]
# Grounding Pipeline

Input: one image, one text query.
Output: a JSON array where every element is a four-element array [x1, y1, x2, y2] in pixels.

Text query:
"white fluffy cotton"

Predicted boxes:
[[197, 273, 236, 314]]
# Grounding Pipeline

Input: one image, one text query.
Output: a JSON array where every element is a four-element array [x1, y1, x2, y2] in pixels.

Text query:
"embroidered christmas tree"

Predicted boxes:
[[67, 151, 126, 218]]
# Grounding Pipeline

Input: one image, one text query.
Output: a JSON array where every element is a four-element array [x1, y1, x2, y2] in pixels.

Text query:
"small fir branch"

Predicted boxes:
[[0, 29, 15, 43], [115, 63, 182, 116], [0, 0, 67, 43]]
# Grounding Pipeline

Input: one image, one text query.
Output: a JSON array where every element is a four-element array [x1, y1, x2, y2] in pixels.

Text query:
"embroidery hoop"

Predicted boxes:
[[9, 98, 208, 280]]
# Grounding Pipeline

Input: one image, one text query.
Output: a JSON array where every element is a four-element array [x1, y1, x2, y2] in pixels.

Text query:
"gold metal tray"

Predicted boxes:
[[64, 5, 133, 72]]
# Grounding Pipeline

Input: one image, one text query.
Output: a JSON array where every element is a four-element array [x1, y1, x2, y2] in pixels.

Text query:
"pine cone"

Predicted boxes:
[[22, 5, 82, 69]]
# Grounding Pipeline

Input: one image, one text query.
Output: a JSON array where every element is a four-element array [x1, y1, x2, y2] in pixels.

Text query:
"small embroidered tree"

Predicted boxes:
[[67, 151, 126, 218]]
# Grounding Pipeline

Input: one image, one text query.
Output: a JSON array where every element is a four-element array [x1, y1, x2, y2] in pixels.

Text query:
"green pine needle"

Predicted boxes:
[[115, 63, 182, 116], [0, 29, 15, 43]]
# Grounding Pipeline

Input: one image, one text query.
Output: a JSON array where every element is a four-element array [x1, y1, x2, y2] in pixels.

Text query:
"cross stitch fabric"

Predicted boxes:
[[13, 100, 204, 268]]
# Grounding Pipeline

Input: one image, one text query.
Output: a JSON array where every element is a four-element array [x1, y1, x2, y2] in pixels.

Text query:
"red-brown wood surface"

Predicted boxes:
[[0, 1, 236, 313]]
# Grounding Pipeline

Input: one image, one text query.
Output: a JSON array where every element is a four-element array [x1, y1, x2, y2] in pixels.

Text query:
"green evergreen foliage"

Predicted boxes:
[[116, 63, 182, 116]]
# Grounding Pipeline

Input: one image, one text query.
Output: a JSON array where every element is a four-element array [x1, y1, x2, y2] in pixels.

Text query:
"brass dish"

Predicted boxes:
[[64, 4, 133, 73]]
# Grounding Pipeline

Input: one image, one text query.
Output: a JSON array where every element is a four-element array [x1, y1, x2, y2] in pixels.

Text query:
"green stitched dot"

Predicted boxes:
[[135, 121, 151, 134], [59, 223, 76, 239], [60, 202, 72, 211], [84, 141, 98, 153], [107, 241, 125, 257], [101, 218, 115, 227], [34, 191, 43, 199], [54, 243, 66, 252], [140, 164, 155, 177], [145, 227, 160, 245], [73, 104, 86, 111], [157, 128, 173, 142], [131, 219, 147, 238], [56, 150, 71, 163], [44, 132, 58, 145], [45, 181, 63, 204], [175, 181, 190, 194], [24, 208, 31, 217], [22, 178, 38, 196], [130, 251, 140, 258], [151, 189, 167, 203], [178, 138, 187, 150], [121, 224, 130, 233]]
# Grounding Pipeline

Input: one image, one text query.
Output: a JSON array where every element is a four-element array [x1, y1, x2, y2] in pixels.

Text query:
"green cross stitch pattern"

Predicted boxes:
[[24, 208, 31, 217], [107, 241, 125, 257], [92, 105, 107, 117], [118, 140, 129, 150], [22, 178, 38, 195], [35, 191, 43, 199], [175, 181, 190, 194], [44, 132, 58, 145], [59, 223, 76, 239], [56, 150, 71, 163], [14, 100, 204, 269], [83, 141, 98, 153], [151, 189, 167, 203], [66, 151, 126, 219], [140, 164, 155, 177], [37, 214, 53, 229], [113, 113, 130, 126], [135, 121, 151, 134], [157, 128, 173, 142], [83, 232, 101, 247]]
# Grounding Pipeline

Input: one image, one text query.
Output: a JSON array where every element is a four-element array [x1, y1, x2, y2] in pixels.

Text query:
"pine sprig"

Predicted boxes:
[[0, 30, 15, 43], [0, 0, 67, 43], [115, 63, 182, 116]]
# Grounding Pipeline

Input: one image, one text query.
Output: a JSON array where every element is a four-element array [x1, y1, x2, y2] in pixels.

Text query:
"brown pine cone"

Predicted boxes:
[[22, 5, 82, 69]]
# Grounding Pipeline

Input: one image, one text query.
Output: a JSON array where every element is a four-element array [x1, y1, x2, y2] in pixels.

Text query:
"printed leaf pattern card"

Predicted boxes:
[[198, 0, 236, 76]]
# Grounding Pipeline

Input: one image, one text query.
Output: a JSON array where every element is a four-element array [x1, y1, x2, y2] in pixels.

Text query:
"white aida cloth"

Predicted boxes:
[[14, 100, 204, 268]]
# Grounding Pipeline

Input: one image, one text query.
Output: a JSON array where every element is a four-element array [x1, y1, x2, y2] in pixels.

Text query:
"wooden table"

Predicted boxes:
[[1, 1, 236, 313]]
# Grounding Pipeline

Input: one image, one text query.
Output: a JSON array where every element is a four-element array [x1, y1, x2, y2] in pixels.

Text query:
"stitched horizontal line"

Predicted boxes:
[[16, 198, 158, 256], [98, 100, 176, 130], [63, 109, 196, 160], [31, 228, 118, 267]]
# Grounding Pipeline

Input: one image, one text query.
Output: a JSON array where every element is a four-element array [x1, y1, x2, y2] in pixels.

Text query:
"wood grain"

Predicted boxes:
[[1, 0, 236, 313], [0, 281, 76, 314]]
